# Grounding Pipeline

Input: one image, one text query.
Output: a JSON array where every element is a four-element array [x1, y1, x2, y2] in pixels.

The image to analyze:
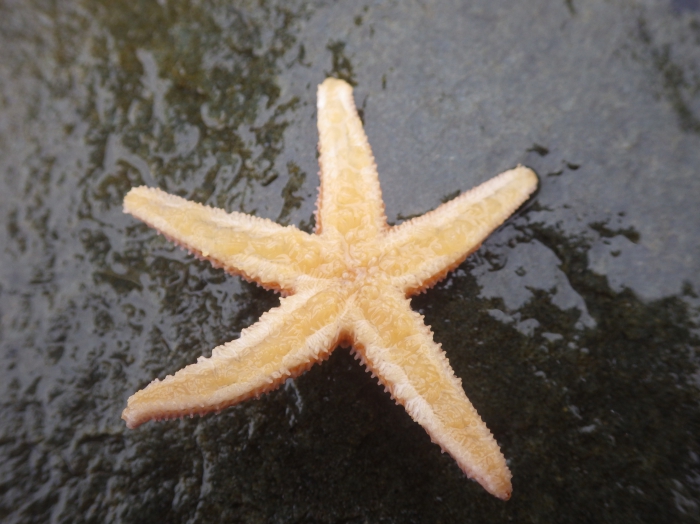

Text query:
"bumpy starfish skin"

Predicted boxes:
[[122, 78, 538, 500]]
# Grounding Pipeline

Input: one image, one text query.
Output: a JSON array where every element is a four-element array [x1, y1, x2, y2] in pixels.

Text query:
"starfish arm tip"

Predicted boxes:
[[121, 405, 142, 430], [514, 163, 539, 191]]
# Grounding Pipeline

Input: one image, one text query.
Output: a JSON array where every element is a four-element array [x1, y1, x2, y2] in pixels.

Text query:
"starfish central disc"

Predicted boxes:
[[121, 78, 538, 500]]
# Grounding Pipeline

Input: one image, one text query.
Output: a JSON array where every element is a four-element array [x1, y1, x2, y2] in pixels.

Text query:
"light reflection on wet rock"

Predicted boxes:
[[474, 236, 596, 329]]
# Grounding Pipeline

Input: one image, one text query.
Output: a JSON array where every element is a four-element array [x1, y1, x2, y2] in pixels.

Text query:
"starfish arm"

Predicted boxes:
[[351, 285, 512, 500], [316, 78, 387, 238], [122, 284, 348, 429], [381, 166, 538, 294], [124, 186, 324, 293]]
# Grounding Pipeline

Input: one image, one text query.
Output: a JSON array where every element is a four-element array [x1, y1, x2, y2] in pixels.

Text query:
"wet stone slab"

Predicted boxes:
[[0, 0, 699, 522]]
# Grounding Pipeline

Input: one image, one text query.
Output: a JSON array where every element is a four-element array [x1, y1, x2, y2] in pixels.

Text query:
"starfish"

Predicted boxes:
[[121, 78, 537, 499]]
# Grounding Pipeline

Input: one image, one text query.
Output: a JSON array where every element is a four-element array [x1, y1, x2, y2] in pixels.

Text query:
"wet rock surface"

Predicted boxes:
[[0, 0, 698, 522]]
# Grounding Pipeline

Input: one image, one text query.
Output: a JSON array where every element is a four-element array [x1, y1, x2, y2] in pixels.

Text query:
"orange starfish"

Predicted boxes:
[[122, 78, 537, 499]]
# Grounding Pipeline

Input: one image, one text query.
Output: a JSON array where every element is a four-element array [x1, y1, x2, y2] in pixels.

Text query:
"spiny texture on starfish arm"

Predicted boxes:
[[121, 77, 538, 500]]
